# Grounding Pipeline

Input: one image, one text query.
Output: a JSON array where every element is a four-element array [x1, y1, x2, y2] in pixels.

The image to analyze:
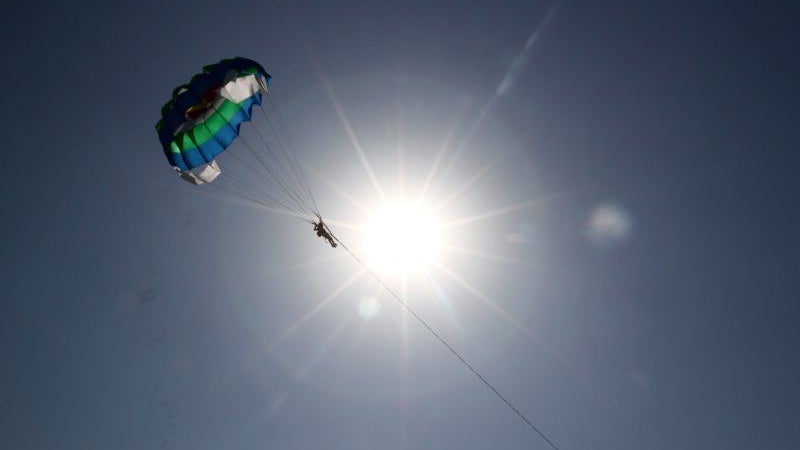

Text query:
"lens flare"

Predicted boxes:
[[358, 296, 381, 319]]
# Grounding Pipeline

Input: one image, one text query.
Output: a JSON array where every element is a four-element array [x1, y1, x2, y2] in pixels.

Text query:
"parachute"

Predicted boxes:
[[155, 57, 318, 220]]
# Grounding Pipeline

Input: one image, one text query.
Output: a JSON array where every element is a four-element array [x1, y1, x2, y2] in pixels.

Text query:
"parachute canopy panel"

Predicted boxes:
[[177, 160, 221, 185]]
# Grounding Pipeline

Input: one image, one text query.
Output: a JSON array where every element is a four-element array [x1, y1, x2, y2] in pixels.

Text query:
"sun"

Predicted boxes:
[[363, 202, 443, 275]]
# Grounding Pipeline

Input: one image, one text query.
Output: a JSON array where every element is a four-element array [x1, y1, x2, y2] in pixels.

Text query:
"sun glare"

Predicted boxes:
[[363, 203, 443, 275]]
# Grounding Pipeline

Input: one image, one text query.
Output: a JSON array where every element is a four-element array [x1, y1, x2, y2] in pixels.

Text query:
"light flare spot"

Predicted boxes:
[[585, 203, 633, 247], [358, 297, 381, 319], [507, 223, 537, 244]]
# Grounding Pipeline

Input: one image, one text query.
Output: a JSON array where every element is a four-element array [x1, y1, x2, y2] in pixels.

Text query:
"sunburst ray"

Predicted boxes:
[[322, 77, 387, 204], [442, 198, 546, 229], [304, 163, 371, 215], [444, 244, 539, 269], [442, 188, 578, 229], [296, 315, 353, 380], [431, 154, 502, 213], [436, 262, 530, 335], [323, 217, 364, 231], [417, 95, 474, 201], [287, 250, 352, 270], [437, 264, 565, 362], [422, 273, 463, 342], [432, 2, 561, 192], [267, 268, 366, 351], [396, 97, 406, 201]]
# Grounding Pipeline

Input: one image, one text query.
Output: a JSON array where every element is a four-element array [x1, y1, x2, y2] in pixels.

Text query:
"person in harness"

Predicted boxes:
[[312, 215, 338, 248]]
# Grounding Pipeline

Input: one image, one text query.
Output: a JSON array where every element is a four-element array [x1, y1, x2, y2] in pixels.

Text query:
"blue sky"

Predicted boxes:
[[2, 1, 799, 449]]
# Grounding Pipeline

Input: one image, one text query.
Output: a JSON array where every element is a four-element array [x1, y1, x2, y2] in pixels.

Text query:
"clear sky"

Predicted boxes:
[[2, 1, 799, 449]]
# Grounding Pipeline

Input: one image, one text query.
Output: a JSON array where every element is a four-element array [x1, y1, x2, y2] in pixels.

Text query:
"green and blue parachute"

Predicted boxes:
[[156, 57, 269, 184], [155, 57, 317, 218]]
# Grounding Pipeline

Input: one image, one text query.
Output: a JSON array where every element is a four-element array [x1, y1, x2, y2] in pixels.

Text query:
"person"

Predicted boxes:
[[313, 217, 338, 248]]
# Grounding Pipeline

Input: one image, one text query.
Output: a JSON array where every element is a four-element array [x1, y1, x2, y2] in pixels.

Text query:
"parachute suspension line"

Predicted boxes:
[[208, 181, 286, 215], [254, 111, 317, 218], [248, 106, 316, 215], [231, 135, 303, 213], [257, 99, 315, 211], [324, 229, 562, 450], [214, 160, 299, 216], [204, 179, 306, 219], [269, 99, 320, 215], [223, 145, 286, 196], [207, 101, 310, 217], [222, 140, 304, 215], [208, 150, 301, 215], [260, 99, 320, 215], [190, 118, 299, 214], [202, 148, 309, 219], [256, 116, 316, 216], [231, 125, 309, 215], [234, 123, 307, 212]]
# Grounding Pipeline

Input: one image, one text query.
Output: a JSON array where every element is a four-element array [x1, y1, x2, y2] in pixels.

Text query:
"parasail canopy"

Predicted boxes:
[[154, 57, 318, 218], [155, 57, 271, 178]]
